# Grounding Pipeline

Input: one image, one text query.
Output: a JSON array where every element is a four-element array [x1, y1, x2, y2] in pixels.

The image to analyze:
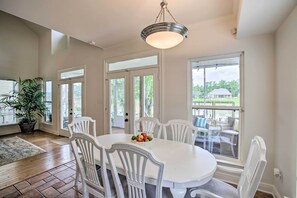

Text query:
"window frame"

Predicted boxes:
[[189, 52, 244, 164]]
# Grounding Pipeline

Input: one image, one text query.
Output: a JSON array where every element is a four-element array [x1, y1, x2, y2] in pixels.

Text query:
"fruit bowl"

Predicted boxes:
[[131, 132, 153, 143]]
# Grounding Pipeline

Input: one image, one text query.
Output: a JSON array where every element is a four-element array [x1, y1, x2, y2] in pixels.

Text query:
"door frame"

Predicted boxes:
[[57, 66, 86, 137], [104, 51, 162, 134]]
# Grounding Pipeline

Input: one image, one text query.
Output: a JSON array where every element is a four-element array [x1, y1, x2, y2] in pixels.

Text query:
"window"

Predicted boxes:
[[191, 53, 243, 160], [44, 81, 52, 123], [0, 80, 17, 125], [108, 55, 158, 72], [60, 69, 84, 79]]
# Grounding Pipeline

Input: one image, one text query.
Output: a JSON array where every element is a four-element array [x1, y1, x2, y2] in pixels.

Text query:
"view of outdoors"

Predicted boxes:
[[60, 84, 69, 129], [110, 74, 154, 131], [192, 56, 241, 159], [44, 81, 52, 123], [72, 82, 82, 118], [110, 78, 125, 129], [134, 75, 154, 120], [0, 80, 17, 125]]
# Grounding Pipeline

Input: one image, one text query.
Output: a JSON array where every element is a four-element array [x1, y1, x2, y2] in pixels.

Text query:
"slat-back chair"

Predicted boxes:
[[134, 117, 162, 138], [106, 143, 165, 198], [163, 119, 198, 145], [190, 136, 267, 198], [68, 116, 97, 185], [70, 133, 111, 198]]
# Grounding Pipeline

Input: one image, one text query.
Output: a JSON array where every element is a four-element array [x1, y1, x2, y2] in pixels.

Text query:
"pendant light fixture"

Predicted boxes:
[[141, 0, 188, 49]]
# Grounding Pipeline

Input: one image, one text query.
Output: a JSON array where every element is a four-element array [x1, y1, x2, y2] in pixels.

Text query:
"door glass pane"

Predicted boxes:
[[73, 82, 82, 118], [143, 75, 154, 117], [134, 76, 140, 121], [110, 78, 125, 134], [60, 84, 69, 130]]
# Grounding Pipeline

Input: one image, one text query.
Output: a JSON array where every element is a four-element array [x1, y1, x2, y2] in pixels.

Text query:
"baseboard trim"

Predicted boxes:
[[214, 171, 279, 197], [40, 125, 58, 135], [272, 185, 282, 198]]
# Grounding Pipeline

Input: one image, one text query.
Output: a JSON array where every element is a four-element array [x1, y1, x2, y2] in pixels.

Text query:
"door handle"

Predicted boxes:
[[125, 119, 128, 122]]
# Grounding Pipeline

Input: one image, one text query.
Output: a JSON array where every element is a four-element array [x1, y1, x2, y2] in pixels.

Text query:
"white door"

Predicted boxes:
[[106, 68, 159, 134], [59, 78, 84, 137]]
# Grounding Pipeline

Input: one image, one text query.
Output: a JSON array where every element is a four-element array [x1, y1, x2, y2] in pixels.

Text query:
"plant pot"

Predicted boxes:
[[19, 121, 36, 134]]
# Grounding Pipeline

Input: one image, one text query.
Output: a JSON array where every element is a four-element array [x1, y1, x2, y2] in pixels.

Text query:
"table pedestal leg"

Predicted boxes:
[[170, 188, 187, 198]]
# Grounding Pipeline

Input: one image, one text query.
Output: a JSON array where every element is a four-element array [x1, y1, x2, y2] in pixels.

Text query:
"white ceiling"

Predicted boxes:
[[0, 0, 235, 48], [0, 0, 296, 48], [237, 0, 297, 38]]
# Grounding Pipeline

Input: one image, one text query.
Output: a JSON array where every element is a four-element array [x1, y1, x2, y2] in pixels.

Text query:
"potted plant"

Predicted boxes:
[[0, 77, 47, 133]]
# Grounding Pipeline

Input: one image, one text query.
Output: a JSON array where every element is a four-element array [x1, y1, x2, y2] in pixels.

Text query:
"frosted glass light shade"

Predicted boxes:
[[141, 22, 188, 49]]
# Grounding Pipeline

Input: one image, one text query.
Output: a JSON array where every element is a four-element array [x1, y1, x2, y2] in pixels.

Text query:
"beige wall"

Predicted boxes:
[[0, 11, 38, 79], [275, 6, 297, 198], [38, 29, 104, 135], [103, 17, 276, 185], [0, 11, 38, 134]]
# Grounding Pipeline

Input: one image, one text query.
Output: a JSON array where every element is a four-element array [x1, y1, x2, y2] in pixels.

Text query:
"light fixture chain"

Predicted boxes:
[[155, 7, 163, 23], [166, 7, 178, 23]]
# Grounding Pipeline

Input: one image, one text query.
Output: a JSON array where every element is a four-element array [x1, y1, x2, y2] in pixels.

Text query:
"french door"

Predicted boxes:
[[105, 68, 159, 134], [59, 78, 84, 137]]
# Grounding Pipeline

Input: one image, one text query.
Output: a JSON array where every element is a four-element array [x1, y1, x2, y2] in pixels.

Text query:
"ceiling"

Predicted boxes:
[[0, 0, 296, 48], [237, 0, 297, 38]]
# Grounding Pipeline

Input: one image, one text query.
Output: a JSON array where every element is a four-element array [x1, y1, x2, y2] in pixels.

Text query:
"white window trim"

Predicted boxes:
[[188, 52, 245, 165]]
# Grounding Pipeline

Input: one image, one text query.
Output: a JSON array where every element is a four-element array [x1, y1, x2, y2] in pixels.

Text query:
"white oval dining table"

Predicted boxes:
[[96, 134, 217, 198]]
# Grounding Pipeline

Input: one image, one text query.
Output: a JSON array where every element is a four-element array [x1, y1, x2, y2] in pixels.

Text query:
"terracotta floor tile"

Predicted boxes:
[[54, 168, 76, 180], [3, 190, 21, 198], [41, 187, 60, 198], [20, 180, 46, 194], [37, 178, 60, 191], [27, 172, 51, 184], [57, 180, 76, 194], [63, 176, 75, 184], [57, 188, 82, 198], [52, 181, 66, 190], [14, 181, 30, 191], [44, 175, 56, 182], [18, 189, 43, 198], [0, 186, 18, 197]]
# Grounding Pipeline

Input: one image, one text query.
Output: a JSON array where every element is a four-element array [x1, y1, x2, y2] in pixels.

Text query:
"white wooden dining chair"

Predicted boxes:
[[190, 136, 267, 198], [68, 116, 96, 185], [163, 119, 198, 145], [70, 132, 112, 198], [68, 116, 96, 137], [106, 143, 165, 198], [134, 117, 162, 138]]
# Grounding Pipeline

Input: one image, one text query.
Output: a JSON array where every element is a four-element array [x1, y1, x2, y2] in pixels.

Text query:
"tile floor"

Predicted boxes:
[[0, 159, 274, 198], [0, 161, 82, 198]]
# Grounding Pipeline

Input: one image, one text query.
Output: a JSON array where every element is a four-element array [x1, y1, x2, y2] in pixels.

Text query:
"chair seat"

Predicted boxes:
[[190, 178, 239, 198]]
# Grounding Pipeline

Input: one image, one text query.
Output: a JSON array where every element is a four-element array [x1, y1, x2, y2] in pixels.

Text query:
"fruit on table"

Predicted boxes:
[[131, 132, 153, 142]]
